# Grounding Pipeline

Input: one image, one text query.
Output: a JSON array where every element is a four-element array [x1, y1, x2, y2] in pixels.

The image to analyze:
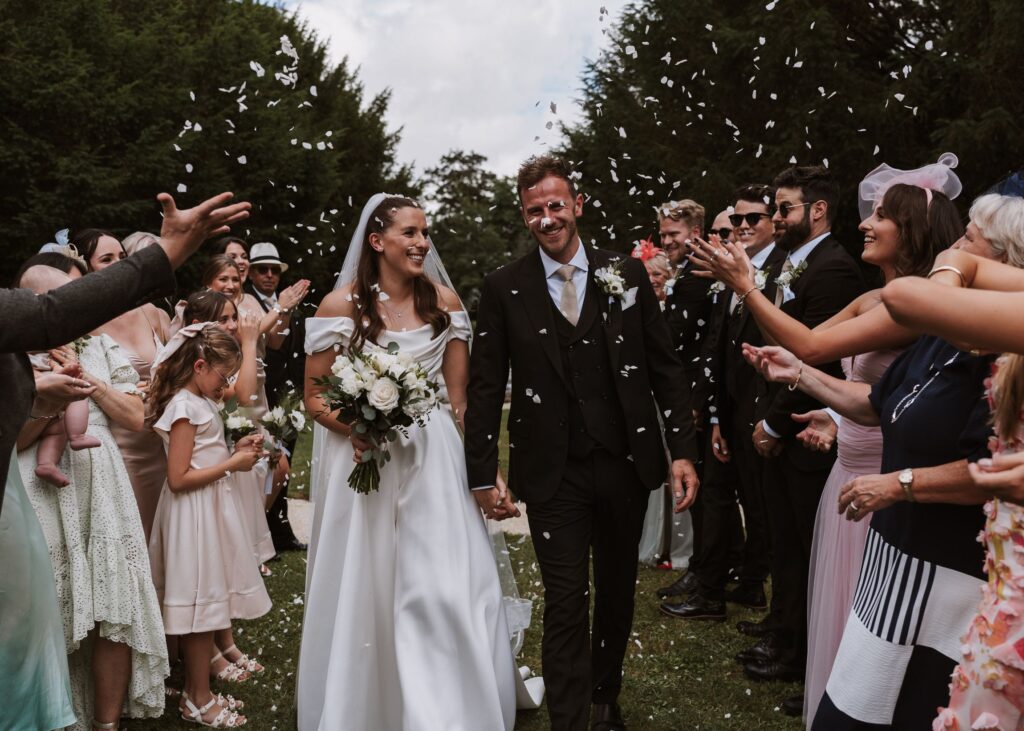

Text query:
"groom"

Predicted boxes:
[[465, 155, 700, 731]]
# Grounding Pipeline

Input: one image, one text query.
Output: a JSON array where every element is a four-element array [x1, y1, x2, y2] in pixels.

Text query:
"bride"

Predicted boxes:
[[297, 194, 531, 730]]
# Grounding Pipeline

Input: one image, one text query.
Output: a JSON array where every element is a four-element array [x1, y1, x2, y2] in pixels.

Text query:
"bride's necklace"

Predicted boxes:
[[890, 351, 960, 423], [378, 292, 414, 324]]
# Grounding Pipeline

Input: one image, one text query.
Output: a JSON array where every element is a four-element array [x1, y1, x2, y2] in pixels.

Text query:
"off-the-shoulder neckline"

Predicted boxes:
[[311, 313, 466, 334]]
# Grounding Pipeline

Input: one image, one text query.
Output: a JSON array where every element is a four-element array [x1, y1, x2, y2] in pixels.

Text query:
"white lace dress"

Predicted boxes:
[[19, 334, 169, 727]]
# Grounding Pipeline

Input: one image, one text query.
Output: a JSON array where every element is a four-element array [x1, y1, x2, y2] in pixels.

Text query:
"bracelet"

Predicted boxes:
[[927, 265, 966, 286], [736, 285, 758, 306], [788, 362, 804, 391], [29, 409, 63, 421]]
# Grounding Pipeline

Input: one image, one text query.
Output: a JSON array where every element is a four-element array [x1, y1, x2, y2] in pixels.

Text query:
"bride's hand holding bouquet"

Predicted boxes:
[[313, 341, 440, 494]]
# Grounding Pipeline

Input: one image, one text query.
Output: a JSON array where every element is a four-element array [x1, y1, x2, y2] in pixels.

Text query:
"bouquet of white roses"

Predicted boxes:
[[220, 398, 258, 445], [313, 342, 439, 494], [260, 391, 308, 446]]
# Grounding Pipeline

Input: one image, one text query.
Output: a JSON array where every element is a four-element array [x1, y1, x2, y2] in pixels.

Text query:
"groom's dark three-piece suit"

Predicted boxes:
[[465, 244, 698, 730]]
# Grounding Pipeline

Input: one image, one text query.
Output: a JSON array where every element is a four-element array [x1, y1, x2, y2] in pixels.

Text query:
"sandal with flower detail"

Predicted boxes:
[[180, 692, 246, 727], [210, 651, 251, 683], [223, 643, 265, 675], [214, 693, 245, 711]]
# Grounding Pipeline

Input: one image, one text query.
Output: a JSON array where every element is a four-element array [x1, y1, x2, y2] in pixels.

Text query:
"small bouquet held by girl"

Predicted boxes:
[[313, 341, 439, 494], [258, 391, 308, 465]]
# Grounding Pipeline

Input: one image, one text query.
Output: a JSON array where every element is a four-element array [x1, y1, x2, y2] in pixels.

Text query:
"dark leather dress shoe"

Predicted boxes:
[[782, 693, 804, 717], [744, 660, 803, 682], [724, 584, 768, 610], [735, 618, 772, 637], [273, 536, 308, 552], [656, 571, 700, 598], [734, 635, 780, 664], [592, 702, 626, 730], [659, 594, 726, 621]]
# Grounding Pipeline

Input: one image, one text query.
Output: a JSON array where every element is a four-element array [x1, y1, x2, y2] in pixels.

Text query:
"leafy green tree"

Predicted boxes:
[[560, 0, 1024, 252], [0, 0, 413, 294], [421, 150, 532, 317]]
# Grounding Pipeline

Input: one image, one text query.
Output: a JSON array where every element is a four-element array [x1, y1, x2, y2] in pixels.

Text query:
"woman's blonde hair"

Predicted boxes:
[[970, 194, 1024, 269], [994, 355, 1024, 445], [146, 326, 241, 427]]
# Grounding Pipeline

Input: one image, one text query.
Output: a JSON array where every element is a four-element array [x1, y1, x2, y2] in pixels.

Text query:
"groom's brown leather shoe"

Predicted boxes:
[[592, 702, 626, 730]]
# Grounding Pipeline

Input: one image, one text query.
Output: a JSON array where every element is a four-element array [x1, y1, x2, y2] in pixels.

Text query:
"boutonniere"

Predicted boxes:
[[595, 260, 627, 302], [708, 281, 726, 297], [754, 268, 769, 290], [774, 259, 808, 289], [664, 273, 679, 298]]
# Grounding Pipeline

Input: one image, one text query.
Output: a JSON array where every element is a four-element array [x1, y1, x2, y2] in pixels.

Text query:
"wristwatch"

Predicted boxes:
[[898, 468, 915, 502]]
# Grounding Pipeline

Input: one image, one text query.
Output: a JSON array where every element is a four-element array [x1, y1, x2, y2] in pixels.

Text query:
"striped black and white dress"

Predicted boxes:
[[812, 336, 994, 729]]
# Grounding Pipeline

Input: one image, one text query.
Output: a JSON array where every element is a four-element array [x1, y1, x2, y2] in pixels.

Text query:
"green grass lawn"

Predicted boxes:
[[129, 415, 802, 729]]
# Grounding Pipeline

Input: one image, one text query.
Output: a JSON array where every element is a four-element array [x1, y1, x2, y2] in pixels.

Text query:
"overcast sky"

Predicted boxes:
[[288, 0, 630, 176]]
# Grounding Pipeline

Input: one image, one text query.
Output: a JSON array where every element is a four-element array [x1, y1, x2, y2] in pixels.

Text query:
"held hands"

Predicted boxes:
[[671, 459, 700, 513], [686, 236, 755, 292], [752, 420, 782, 458], [473, 472, 522, 521], [793, 410, 837, 452], [230, 433, 265, 472], [157, 192, 251, 270], [711, 423, 731, 463], [32, 370, 97, 416], [837, 472, 901, 521], [742, 343, 802, 384], [969, 452, 1024, 504]]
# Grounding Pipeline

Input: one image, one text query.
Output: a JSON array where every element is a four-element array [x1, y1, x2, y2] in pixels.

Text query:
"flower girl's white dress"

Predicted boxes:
[[297, 313, 517, 731]]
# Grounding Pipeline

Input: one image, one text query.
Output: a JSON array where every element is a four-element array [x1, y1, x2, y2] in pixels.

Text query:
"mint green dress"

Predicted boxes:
[[0, 449, 75, 730]]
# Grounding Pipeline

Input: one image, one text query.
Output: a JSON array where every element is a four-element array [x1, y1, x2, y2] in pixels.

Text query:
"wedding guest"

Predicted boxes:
[[211, 235, 251, 285], [714, 166, 867, 693], [12, 250, 87, 284], [243, 242, 311, 553], [122, 231, 159, 255], [655, 198, 716, 600], [1, 191, 248, 730], [692, 157, 963, 722], [75, 231, 172, 539], [16, 264, 170, 729], [663, 190, 782, 625], [147, 324, 270, 727]]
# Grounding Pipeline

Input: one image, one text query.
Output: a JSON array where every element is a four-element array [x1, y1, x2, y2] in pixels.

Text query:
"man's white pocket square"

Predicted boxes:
[[623, 287, 639, 310]]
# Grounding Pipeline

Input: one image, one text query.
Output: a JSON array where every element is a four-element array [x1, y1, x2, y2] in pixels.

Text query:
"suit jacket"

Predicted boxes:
[[243, 281, 306, 406], [711, 246, 788, 442], [758, 235, 866, 466], [465, 246, 699, 504], [0, 245, 176, 510], [663, 263, 714, 412]]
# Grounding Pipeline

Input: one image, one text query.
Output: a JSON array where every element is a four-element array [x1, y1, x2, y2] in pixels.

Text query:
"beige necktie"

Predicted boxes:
[[774, 257, 794, 307], [556, 264, 579, 325]]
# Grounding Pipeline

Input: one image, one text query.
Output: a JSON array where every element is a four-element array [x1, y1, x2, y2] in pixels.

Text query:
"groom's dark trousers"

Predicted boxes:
[[466, 247, 698, 730]]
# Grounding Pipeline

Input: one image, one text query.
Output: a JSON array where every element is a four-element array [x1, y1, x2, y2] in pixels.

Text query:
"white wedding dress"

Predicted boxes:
[[297, 313, 520, 731]]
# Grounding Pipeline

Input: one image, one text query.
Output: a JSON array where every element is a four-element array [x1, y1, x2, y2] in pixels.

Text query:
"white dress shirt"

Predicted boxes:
[[252, 288, 279, 310], [538, 239, 589, 319]]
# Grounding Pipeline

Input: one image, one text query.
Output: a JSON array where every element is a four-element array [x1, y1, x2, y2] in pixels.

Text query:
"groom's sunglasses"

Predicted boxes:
[[728, 212, 771, 228]]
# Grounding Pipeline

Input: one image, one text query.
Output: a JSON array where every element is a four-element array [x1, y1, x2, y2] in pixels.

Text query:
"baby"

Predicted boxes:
[[22, 265, 101, 487]]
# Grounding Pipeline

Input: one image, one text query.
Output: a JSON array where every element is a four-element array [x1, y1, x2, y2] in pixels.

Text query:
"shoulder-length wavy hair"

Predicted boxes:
[[349, 196, 450, 352], [146, 326, 241, 427]]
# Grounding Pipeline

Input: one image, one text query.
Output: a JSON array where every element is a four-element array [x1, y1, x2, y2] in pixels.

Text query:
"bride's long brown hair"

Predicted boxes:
[[349, 196, 450, 352]]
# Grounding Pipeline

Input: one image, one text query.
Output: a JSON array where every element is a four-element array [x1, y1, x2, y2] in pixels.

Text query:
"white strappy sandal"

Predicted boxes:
[[210, 651, 250, 683], [223, 643, 265, 675], [180, 692, 247, 728]]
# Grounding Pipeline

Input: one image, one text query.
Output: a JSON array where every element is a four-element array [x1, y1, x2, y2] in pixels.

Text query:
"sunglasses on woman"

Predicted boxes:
[[728, 212, 772, 228]]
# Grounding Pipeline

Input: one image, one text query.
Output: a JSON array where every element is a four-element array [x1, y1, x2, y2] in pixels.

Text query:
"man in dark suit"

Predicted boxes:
[[465, 155, 700, 731], [661, 187, 782, 623], [244, 242, 308, 552], [653, 199, 718, 599], [741, 168, 865, 710]]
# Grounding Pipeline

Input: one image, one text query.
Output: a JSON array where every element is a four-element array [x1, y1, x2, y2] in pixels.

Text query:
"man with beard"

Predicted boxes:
[[465, 155, 700, 731], [662, 188, 783, 623], [653, 199, 717, 601], [742, 168, 865, 706]]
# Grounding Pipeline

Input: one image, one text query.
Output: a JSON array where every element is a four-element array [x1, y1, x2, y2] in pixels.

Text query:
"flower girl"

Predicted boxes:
[[147, 323, 271, 727]]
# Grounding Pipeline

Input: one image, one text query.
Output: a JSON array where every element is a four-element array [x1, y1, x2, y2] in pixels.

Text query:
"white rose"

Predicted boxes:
[[336, 365, 363, 397], [288, 411, 306, 431], [331, 355, 354, 378], [367, 377, 401, 413]]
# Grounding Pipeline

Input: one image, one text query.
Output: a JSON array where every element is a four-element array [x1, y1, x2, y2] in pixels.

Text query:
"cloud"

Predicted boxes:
[[290, 0, 629, 176]]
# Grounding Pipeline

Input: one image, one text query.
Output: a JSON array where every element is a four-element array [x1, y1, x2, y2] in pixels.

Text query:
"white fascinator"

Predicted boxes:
[[858, 152, 963, 219]]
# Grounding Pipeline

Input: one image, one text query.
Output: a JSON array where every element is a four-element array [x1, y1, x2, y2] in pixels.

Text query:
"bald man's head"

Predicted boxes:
[[20, 265, 73, 295]]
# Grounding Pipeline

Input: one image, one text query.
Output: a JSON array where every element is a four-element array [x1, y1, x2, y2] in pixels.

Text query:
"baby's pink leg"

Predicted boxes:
[[35, 425, 71, 487], [65, 400, 101, 450]]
